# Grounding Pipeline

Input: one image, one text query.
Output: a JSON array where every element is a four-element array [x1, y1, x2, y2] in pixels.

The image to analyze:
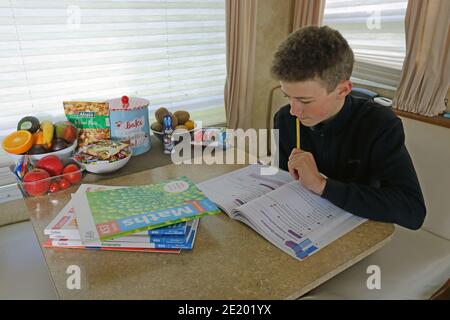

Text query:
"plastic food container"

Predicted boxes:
[[10, 158, 86, 197]]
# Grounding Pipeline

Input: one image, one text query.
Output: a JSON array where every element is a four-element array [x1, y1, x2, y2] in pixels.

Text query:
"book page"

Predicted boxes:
[[197, 164, 293, 216], [235, 180, 366, 260]]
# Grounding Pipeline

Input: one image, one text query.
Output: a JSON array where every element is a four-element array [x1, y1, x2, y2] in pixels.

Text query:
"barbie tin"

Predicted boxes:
[[108, 96, 151, 156]]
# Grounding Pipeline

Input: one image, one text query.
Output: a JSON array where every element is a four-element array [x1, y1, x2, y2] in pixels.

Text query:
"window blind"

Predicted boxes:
[[0, 0, 227, 141], [323, 0, 408, 90]]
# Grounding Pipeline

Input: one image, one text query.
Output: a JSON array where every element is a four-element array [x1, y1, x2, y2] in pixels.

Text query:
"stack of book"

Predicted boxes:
[[43, 177, 221, 253]]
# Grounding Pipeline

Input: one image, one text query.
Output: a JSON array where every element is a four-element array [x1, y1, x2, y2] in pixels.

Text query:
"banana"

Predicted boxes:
[[40, 120, 54, 147]]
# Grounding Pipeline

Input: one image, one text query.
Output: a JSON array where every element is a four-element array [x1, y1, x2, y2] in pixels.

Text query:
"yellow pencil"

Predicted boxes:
[[296, 118, 300, 149]]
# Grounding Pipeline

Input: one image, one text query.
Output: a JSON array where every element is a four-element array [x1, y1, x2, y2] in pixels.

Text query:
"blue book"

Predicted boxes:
[[101, 220, 195, 244], [151, 219, 199, 250], [135, 220, 195, 244], [147, 221, 187, 235]]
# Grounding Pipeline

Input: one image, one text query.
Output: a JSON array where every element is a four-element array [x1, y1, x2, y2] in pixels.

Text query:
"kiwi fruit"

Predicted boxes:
[[151, 122, 163, 132], [155, 107, 170, 124], [174, 110, 190, 125], [169, 113, 178, 128], [17, 116, 40, 133], [174, 125, 188, 131]]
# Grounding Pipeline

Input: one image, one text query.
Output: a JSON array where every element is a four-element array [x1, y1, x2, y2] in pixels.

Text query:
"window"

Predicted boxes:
[[323, 0, 408, 90], [0, 0, 227, 166]]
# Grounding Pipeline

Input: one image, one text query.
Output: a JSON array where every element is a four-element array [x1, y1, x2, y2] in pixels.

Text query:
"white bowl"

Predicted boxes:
[[74, 149, 132, 174], [151, 121, 199, 144], [6, 139, 78, 162]]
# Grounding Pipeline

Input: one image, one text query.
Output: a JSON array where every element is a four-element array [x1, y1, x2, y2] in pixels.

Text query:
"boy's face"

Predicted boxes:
[[281, 79, 352, 127]]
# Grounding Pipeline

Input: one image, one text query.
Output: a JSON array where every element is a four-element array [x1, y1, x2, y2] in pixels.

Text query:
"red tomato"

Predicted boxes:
[[62, 164, 82, 184], [49, 182, 60, 193], [58, 178, 71, 190]]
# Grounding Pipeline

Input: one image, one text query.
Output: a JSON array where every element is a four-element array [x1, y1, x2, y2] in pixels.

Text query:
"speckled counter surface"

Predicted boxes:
[[23, 162, 394, 300]]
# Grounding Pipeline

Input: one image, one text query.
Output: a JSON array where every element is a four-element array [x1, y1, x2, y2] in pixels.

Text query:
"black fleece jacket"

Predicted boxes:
[[274, 94, 426, 230]]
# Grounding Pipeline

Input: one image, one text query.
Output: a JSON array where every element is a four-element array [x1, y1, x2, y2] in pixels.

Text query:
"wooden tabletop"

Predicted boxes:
[[24, 162, 395, 299]]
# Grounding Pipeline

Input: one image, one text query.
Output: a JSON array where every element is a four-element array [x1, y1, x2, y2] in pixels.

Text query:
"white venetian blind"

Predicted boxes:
[[0, 0, 227, 140], [323, 0, 408, 90]]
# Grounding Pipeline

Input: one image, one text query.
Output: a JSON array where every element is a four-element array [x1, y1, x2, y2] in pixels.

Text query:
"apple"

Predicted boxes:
[[23, 169, 51, 196], [62, 164, 82, 184], [36, 155, 64, 176], [54, 121, 77, 143]]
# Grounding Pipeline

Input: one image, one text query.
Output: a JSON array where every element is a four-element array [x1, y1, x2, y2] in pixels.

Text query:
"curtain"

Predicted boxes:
[[292, 0, 325, 31], [393, 0, 450, 116], [224, 0, 257, 130]]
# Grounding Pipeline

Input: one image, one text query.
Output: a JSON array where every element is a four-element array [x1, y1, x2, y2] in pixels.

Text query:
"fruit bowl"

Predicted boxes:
[[151, 121, 199, 144], [6, 139, 78, 162], [11, 157, 85, 197], [2, 117, 78, 163]]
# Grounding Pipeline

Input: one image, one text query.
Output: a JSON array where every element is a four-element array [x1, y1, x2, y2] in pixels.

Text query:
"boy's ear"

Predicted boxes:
[[336, 80, 352, 98]]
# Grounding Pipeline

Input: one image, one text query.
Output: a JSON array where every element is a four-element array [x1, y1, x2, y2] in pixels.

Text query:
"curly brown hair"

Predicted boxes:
[[271, 26, 354, 93]]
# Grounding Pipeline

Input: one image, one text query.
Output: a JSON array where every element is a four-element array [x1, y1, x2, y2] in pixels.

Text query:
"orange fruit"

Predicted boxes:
[[2, 130, 33, 154], [33, 131, 45, 145]]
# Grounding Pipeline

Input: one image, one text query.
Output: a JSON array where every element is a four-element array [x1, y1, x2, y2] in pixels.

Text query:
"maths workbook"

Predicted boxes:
[[74, 177, 220, 244], [45, 193, 189, 240]]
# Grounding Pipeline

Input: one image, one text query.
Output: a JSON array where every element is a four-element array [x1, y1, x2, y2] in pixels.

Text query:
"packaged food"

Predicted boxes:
[[63, 101, 111, 148], [193, 127, 229, 149], [74, 140, 131, 163], [82, 140, 129, 160]]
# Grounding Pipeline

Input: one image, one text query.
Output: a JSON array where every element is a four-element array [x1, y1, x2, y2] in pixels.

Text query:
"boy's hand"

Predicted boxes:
[[288, 148, 327, 195]]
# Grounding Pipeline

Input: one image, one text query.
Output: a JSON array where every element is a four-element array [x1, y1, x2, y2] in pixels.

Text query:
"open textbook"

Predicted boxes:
[[197, 164, 367, 261]]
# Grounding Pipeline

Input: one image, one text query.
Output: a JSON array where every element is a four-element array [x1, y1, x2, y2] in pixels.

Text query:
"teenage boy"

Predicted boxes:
[[271, 26, 426, 230]]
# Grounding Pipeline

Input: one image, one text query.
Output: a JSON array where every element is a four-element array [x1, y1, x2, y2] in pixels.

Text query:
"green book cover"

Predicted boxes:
[[75, 177, 221, 242]]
